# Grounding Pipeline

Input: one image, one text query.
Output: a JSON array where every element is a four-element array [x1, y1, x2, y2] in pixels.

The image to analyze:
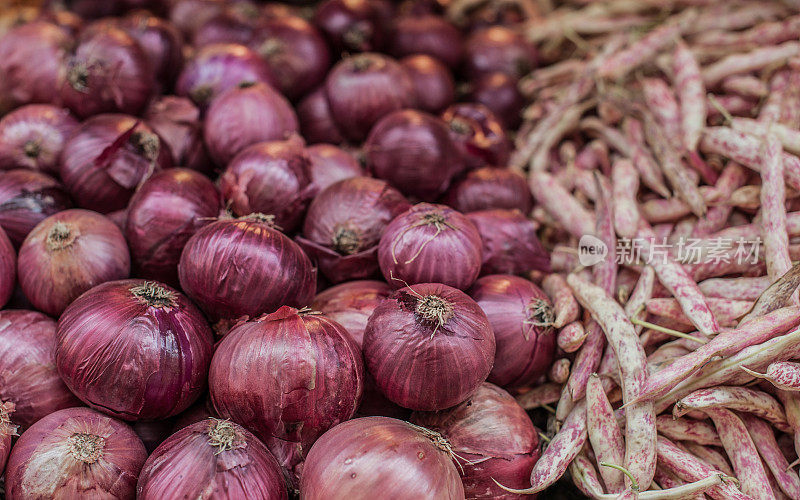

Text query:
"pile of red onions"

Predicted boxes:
[[4, 407, 147, 499], [137, 419, 288, 499], [0, 227, 11, 308], [0, 400, 15, 475], [467, 209, 550, 276], [209, 306, 363, 469], [0, 104, 78, 173], [55, 279, 214, 420], [18, 209, 130, 317], [300, 416, 464, 498], [0, 169, 73, 246]]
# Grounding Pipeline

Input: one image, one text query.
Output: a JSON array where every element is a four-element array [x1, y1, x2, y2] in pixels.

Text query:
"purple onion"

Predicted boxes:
[[0, 169, 72, 246], [311, 280, 392, 347], [144, 96, 212, 174], [443, 167, 532, 214], [390, 15, 463, 68], [119, 11, 184, 87], [467, 209, 550, 276], [442, 103, 511, 170], [469, 71, 524, 129], [464, 26, 537, 79], [401, 54, 455, 113], [313, 0, 386, 53], [305, 143, 364, 193], [0, 104, 78, 174], [297, 87, 346, 145]]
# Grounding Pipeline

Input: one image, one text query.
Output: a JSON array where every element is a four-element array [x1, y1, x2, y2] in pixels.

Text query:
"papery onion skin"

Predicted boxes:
[[4, 407, 147, 500], [363, 283, 495, 410], [60, 27, 155, 118], [401, 55, 455, 114], [390, 15, 463, 68], [0, 169, 73, 246], [467, 209, 550, 276], [176, 43, 277, 110], [137, 419, 288, 500], [0, 104, 78, 174], [313, 0, 386, 54], [119, 11, 184, 88], [204, 82, 299, 166], [0, 22, 71, 107], [59, 114, 172, 213], [444, 167, 532, 214], [125, 169, 221, 287], [469, 72, 524, 129], [18, 209, 129, 317], [469, 274, 555, 388], [300, 416, 465, 499], [219, 138, 313, 233], [56, 279, 214, 421], [0, 400, 16, 475], [464, 26, 537, 79], [0, 310, 81, 429], [378, 203, 482, 290], [311, 280, 392, 348], [0, 227, 11, 308], [305, 144, 364, 193], [442, 103, 511, 170], [412, 383, 542, 499], [366, 110, 464, 200], [298, 177, 410, 283], [325, 53, 415, 142], [209, 306, 363, 468], [178, 216, 317, 323], [297, 87, 346, 145], [144, 96, 212, 175]]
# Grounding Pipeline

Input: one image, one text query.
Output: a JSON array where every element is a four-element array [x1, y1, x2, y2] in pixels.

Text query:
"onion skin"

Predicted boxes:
[[59, 114, 172, 213], [0, 401, 16, 475], [367, 110, 464, 200], [125, 169, 221, 287], [119, 11, 184, 87], [18, 209, 130, 317], [0, 227, 11, 308], [467, 209, 550, 276], [363, 283, 495, 410], [401, 55, 455, 114], [0, 22, 71, 107], [300, 416, 465, 499], [176, 43, 277, 110], [469, 275, 555, 388], [297, 87, 346, 145], [325, 53, 415, 142], [0, 104, 78, 174], [61, 27, 155, 118], [178, 216, 317, 323], [209, 306, 364, 469], [0, 310, 81, 429], [56, 279, 214, 421], [390, 15, 463, 68], [204, 82, 299, 166], [444, 168, 532, 214], [137, 419, 289, 500], [469, 72, 524, 129], [378, 203, 482, 290], [464, 26, 537, 79], [412, 383, 542, 499], [298, 177, 410, 283], [0, 169, 73, 247], [313, 0, 386, 54], [4, 407, 147, 500], [219, 138, 314, 233], [311, 280, 392, 348], [144, 96, 212, 174], [305, 144, 364, 193], [442, 103, 511, 170]]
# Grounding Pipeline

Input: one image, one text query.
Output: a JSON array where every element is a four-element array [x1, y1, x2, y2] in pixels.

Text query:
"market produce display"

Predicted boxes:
[[5, 0, 800, 499]]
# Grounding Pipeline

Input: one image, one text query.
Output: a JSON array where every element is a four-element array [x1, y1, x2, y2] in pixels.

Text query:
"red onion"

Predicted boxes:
[[59, 114, 171, 213], [0, 104, 78, 174], [169, 0, 225, 38], [219, 138, 313, 233], [464, 26, 537, 79], [0, 22, 71, 107], [193, 10, 257, 47], [367, 110, 464, 200], [300, 417, 464, 498], [107, 208, 127, 232], [0, 310, 81, 428], [18, 209, 130, 316], [133, 419, 175, 454], [442, 103, 511, 170], [325, 53, 415, 141], [209, 306, 363, 468], [470, 72, 524, 129], [363, 282, 495, 410], [0, 169, 72, 246], [119, 11, 184, 87], [176, 43, 277, 110], [250, 16, 331, 100], [298, 177, 410, 283], [306, 143, 364, 193], [297, 87, 346, 145], [61, 27, 155, 118], [412, 382, 542, 498], [178, 215, 316, 325], [144, 96, 212, 174], [56, 279, 214, 421], [0, 401, 15, 475], [4, 407, 147, 500], [444, 167, 532, 214], [401, 54, 455, 113], [378, 203, 482, 290], [0, 227, 11, 308], [462, 2, 525, 31], [467, 209, 550, 276], [311, 280, 392, 347], [390, 15, 463, 68], [204, 82, 299, 166], [313, 0, 386, 53], [469, 274, 555, 388], [137, 419, 288, 500], [125, 169, 221, 287]]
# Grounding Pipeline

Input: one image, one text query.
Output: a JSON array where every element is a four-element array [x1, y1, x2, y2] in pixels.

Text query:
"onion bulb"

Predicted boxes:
[[305, 144, 364, 193], [0, 400, 16, 475], [464, 26, 537, 79], [443, 167, 532, 214], [0, 104, 78, 174], [297, 87, 345, 145], [0, 169, 73, 246], [311, 280, 392, 348], [466, 209, 550, 276], [143, 96, 212, 174], [401, 54, 455, 113], [442, 103, 511, 170]]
